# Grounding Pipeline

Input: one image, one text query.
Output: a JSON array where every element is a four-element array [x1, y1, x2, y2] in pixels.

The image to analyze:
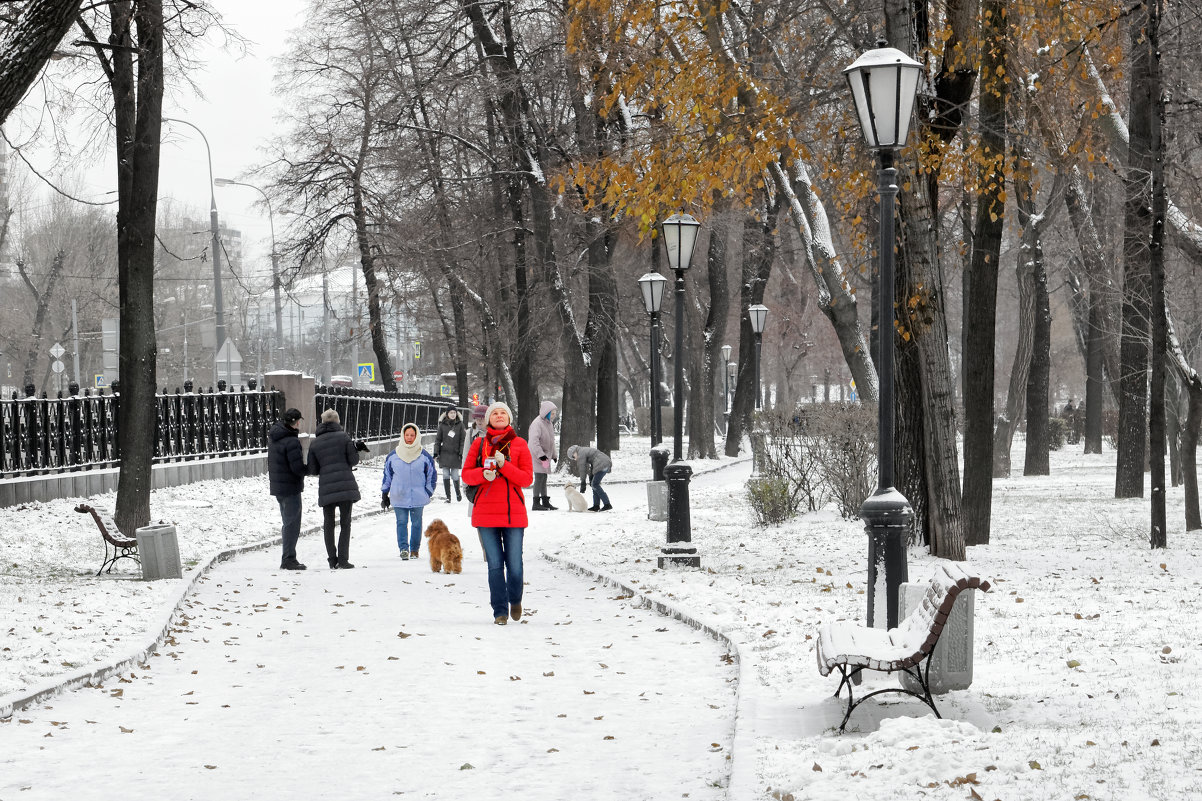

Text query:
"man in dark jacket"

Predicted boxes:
[[268, 408, 308, 570], [308, 408, 367, 569]]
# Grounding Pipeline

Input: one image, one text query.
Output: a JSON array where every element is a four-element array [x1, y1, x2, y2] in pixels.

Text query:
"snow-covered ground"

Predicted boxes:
[[2, 436, 1200, 800]]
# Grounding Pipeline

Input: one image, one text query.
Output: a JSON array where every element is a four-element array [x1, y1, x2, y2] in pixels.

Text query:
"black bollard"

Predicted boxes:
[[659, 461, 699, 567]]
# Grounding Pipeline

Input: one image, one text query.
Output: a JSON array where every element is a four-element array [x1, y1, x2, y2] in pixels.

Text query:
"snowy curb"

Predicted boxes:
[[0, 508, 389, 720], [540, 550, 761, 801]]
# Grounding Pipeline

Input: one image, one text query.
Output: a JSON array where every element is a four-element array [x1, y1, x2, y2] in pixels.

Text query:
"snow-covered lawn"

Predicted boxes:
[[2, 436, 1200, 799]]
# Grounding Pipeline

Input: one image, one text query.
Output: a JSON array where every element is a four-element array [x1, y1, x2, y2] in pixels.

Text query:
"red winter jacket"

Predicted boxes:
[[462, 426, 534, 528]]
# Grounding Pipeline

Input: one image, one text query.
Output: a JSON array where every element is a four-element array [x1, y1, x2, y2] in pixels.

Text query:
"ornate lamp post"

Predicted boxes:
[[659, 212, 701, 568], [843, 41, 922, 629], [638, 272, 669, 449], [748, 305, 769, 409]]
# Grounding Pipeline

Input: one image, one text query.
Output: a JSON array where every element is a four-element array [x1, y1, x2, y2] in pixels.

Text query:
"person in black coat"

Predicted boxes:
[[308, 408, 367, 569], [434, 406, 467, 502], [268, 408, 308, 570]]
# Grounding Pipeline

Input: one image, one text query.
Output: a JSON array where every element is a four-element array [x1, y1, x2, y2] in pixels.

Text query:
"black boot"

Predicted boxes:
[[531, 495, 547, 511], [443, 478, 452, 503], [543, 495, 558, 511], [454, 480, 462, 502]]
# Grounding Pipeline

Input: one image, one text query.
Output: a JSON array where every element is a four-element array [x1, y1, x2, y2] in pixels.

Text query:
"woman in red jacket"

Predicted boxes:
[[462, 401, 534, 625]]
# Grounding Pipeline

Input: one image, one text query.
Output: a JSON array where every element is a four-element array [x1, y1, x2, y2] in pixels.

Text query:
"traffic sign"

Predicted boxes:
[[51, 360, 65, 374], [95, 375, 108, 388], [357, 363, 375, 382], [50, 342, 65, 359], [439, 384, 452, 396], [393, 369, 404, 382]]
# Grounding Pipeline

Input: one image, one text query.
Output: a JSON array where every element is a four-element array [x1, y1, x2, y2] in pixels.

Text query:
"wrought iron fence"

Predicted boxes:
[[313, 385, 462, 441], [1, 383, 282, 479], [1, 382, 461, 480]]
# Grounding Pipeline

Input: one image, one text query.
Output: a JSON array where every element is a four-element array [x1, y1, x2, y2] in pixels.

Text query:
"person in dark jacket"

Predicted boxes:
[[567, 444, 613, 511], [308, 408, 367, 569], [268, 407, 308, 570], [434, 407, 467, 503]]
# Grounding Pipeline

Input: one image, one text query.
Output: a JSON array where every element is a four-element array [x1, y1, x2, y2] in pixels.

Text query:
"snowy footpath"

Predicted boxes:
[[0, 508, 736, 800]]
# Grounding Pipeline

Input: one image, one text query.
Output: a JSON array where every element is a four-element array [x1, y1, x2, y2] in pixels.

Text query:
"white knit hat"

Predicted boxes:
[[484, 401, 514, 429], [321, 408, 340, 423]]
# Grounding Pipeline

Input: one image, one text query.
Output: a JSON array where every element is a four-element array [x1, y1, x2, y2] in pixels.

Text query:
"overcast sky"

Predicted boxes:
[[11, 0, 306, 289]]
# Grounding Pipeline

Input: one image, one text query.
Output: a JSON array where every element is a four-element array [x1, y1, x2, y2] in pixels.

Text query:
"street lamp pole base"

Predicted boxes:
[[861, 486, 914, 630], [662, 461, 699, 569], [658, 547, 701, 569]]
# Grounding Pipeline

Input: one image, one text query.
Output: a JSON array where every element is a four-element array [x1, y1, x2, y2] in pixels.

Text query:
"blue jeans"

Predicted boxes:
[[277, 493, 303, 565], [478, 527, 524, 618], [394, 507, 425, 555], [590, 469, 610, 507]]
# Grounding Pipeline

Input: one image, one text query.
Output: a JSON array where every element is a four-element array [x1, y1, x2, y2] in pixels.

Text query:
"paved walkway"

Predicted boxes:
[[0, 511, 737, 800]]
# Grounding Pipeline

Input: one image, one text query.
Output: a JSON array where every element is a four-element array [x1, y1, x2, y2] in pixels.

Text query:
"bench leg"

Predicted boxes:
[[834, 657, 942, 732]]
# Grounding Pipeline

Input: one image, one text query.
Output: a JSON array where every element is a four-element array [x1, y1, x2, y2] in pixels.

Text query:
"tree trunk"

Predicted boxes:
[[1146, 0, 1166, 548], [1116, 3, 1156, 500], [112, 0, 163, 536], [724, 201, 776, 456], [0, 0, 82, 125], [688, 203, 730, 460], [961, 0, 1007, 543], [1013, 145, 1054, 476]]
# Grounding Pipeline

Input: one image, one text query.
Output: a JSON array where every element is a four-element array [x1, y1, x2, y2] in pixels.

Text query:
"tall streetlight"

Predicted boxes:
[[748, 305, 769, 410], [844, 41, 921, 629], [164, 118, 225, 389], [214, 178, 283, 371], [638, 272, 668, 449], [659, 212, 701, 568], [720, 343, 732, 424]]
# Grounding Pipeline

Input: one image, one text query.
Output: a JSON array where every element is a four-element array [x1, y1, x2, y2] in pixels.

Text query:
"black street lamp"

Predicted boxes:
[[639, 271, 669, 456], [659, 212, 701, 568], [748, 305, 769, 410], [844, 41, 922, 629]]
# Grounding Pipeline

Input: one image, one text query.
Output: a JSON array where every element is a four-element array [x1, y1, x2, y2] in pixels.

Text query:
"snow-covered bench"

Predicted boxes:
[[74, 503, 140, 576], [816, 563, 991, 731]]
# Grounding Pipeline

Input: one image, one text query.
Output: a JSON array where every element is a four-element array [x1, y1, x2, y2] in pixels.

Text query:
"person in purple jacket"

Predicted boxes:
[[381, 422, 437, 560]]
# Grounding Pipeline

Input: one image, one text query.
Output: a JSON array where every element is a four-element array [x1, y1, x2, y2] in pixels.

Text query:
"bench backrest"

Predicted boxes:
[[890, 563, 991, 662], [74, 503, 137, 547]]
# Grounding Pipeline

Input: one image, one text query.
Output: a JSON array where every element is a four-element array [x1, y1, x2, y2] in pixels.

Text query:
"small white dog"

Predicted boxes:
[[564, 484, 589, 512]]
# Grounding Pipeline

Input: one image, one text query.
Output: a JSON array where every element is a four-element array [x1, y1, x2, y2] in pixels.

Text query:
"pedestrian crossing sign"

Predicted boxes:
[[357, 363, 374, 382]]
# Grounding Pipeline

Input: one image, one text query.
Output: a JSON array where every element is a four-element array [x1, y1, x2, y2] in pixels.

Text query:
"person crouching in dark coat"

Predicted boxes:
[[308, 408, 367, 569], [268, 407, 308, 570]]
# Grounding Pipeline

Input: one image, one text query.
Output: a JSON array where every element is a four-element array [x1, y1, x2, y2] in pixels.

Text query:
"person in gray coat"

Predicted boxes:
[[308, 408, 368, 569], [567, 444, 613, 511], [527, 400, 558, 510]]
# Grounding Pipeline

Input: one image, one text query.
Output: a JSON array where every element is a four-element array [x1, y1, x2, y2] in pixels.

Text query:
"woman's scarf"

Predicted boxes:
[[486, 425, 516, 455], [395, 426, 425, 463]]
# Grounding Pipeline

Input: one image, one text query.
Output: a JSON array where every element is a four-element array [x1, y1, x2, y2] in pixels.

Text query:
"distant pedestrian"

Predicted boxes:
[[382, 422, 437, 560], [567, 444, 613, 512], [462, 401, 534, 625], [434, 406, 467, 503], [308, 409, 368, 569], [268, 407, 308, 570], [527, 400, 558, 511]]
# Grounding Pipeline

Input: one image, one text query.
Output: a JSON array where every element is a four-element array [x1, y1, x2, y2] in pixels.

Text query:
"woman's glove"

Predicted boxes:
[[539, 456, 549, 465], [380, 492, 390, 509], [355, 440, 370, 453]]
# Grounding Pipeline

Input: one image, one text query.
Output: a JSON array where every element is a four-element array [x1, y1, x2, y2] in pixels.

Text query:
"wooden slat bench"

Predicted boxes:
[[816, 563, 991, 731], [74, 503, 140, 576]]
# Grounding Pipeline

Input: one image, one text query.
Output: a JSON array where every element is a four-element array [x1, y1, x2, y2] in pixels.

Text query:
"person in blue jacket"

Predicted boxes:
[[381, 422, 437, 559]]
